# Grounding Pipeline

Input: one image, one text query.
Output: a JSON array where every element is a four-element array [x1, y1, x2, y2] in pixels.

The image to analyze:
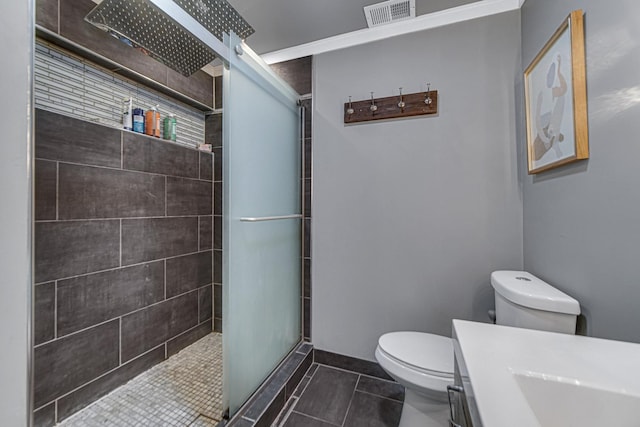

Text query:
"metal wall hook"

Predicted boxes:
[[347, 96, 354, 115], [370, 92, 378, 112], [398, 87, 405, 109], [424, 83, 433, 105]]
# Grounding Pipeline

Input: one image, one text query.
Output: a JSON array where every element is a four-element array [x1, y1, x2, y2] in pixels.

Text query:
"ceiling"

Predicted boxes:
[[227, 0, 481, 54]]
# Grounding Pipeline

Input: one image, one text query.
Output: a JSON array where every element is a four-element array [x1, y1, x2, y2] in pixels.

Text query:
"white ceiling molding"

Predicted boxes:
[[261, 0, 521, 64]]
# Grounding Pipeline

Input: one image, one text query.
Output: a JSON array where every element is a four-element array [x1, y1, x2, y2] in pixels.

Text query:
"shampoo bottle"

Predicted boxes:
[[132, 107, 145, 133], [145, 105, 161, 138], [122, 97, 133, 131], [163, 113, 177, 141]]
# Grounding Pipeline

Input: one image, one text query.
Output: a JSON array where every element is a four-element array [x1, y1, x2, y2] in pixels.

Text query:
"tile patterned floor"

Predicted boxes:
[[275, 364, 404, 427], [59, 333, 223, 427]]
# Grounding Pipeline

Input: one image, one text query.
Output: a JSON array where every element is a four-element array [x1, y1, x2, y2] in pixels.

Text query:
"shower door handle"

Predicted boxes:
[[240, 214, 303, 222]]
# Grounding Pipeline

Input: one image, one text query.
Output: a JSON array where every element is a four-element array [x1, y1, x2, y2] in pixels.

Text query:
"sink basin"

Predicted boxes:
[[511, 369, 640, 427]]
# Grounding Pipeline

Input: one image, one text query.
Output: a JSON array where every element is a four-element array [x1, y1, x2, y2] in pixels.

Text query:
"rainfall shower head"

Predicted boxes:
[[85, 0, 254, 77]]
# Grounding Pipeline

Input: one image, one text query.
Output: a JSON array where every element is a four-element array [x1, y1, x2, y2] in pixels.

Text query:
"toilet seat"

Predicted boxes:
[[375, 332, 454, 394]]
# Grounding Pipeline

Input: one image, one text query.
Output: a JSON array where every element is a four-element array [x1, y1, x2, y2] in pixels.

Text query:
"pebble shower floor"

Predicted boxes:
[[59, 333, 223, 426]]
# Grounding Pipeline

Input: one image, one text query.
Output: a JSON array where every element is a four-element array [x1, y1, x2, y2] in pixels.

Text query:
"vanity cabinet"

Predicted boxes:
[[449, 358, 474, 427]]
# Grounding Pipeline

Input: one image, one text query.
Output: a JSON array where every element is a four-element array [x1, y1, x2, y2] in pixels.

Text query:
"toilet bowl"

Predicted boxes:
[[376, 271, 581, 427], [375, 331, 453, 427]]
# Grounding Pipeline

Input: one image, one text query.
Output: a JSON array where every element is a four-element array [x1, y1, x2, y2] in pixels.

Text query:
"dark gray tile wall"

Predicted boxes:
[[33, 109, 214, 425], [205, 112, 223, 333], [121, 291, 199, 362]]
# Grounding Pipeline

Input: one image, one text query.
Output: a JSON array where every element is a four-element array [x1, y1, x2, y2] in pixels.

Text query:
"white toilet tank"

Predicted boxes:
[[491, 271, 580, 334]]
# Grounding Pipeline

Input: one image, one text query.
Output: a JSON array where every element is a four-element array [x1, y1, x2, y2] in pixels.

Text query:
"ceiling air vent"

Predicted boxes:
[[364, 0, 415, 28]]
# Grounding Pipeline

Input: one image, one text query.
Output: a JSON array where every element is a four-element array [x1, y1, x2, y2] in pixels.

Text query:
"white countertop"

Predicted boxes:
[[452, 320, 640, 427]]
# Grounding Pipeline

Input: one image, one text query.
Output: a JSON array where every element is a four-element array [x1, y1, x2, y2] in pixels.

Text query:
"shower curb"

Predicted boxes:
[[222, 342, 313, 427]]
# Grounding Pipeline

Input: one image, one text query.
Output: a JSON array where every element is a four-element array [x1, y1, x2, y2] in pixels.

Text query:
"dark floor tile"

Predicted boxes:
[[35, 220, 120, 283], [121, 217, 199, 265], [294, 365, 358, 425], [214, 182, 222, 215], [56, 346, 165, 422], [199, 285, 213, 322], [36, 0, 58, 32], [166, 321, 212, 357], [343, 391, 402, 427], [292, 376, 310, 398], [214, 215, 222, 250], [254, 389, 285, 427], [284, 412, 334, 427], [34, 282, 55, 345], [33, 401, 56, 427], [167, 177, 212, 216], [356, 376, 404, 402], [286, 351, 313, 399], [58, 163, 165, 219], [213, 249, 222, 284], [166, 251, 212, 298], [123, 132, 199, 179], [213, 284, 222, 320], [199, 216, 213, 250], [34, 320, 120, 408], [57, 261, 165, 336], [121, 291, 198, 362], [35, 109, 121, 168], [306, 363, 318, 377], [200, 151, 213, 181], [314, 350, 393, 381], [297, 343, 313, 355], [229, 418, 253, 427], [35, 159, 56, 221]]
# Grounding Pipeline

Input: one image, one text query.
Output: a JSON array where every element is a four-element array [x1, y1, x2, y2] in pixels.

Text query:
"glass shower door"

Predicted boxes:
[[222, 33, 301, 415]]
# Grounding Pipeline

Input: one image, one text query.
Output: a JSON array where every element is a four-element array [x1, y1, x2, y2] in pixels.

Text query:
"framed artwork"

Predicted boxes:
[[524, 9, 589, 174]]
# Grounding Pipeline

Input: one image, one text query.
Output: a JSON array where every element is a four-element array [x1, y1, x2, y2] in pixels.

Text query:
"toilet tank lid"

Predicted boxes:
[[491, 271, 580, 315]]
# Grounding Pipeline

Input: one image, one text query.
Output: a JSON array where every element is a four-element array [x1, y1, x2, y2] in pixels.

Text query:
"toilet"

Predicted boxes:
[[375, 270, 581, 427]]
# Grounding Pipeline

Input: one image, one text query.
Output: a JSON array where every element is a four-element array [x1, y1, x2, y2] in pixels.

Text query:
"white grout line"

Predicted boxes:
[[33, 288, 201, 348], [340, 375, 360, 427], [54, 280, 58, 339]]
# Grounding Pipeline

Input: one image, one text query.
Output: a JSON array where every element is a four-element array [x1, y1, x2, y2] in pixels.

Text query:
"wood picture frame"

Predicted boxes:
[[524, 9, 589, 174]]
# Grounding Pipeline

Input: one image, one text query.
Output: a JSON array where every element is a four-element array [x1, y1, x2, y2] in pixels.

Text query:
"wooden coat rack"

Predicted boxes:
[[344, 90, 438, 124]]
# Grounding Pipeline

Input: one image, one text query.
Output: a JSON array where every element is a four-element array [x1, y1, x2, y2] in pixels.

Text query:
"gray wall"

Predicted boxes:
[[312, 11, 523, 361], [522, 1, 640, 342], [0, 0, 33, 425]]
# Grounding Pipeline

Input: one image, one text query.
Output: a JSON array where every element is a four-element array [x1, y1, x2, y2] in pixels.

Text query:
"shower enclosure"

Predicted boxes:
[[132, 0, 304, 416], [222, 32, 302, 415]]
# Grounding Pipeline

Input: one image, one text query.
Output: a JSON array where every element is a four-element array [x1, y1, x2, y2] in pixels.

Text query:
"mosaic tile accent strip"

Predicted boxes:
[[59, 333, 223, 427], [34, 40, 206, 147]]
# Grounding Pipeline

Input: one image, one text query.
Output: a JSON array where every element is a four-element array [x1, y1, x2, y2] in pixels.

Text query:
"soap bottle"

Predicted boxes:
[[163, 113, 177, 142], [122, 97, 133, 131], [132, 107, 145, 133], [145, 105, 161, 138]]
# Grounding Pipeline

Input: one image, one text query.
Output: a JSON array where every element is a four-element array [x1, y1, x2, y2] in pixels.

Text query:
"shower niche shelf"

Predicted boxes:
[[344, 90, 438, 124]]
